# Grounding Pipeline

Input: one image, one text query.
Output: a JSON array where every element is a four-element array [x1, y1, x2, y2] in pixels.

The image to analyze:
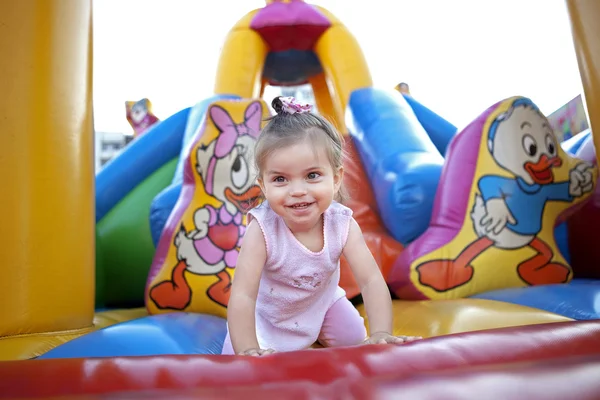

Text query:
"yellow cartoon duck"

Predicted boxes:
[[417, 98, 594, 291]]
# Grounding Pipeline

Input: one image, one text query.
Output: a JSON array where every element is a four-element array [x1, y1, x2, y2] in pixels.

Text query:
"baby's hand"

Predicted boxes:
[[364, 331, 422, 345], [238, 347, 275, 357]]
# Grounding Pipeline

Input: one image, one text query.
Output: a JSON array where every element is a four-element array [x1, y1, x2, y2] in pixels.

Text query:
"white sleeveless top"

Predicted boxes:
[[240, 201, 352, 351]]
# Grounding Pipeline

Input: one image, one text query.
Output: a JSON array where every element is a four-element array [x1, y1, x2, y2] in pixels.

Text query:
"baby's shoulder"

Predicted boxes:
[[248, 201, 276, 221], [326, 201, 353, 218], [247, 201, 283, 240]]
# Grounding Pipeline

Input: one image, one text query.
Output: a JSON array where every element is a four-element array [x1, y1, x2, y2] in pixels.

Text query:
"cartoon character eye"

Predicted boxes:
[[545, 134, 556, 156], [522, 134, 537, 157], [231, 154, 249, 189]]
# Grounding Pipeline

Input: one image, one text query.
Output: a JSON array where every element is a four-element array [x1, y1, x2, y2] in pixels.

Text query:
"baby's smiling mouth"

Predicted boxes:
[[287, 202, 314, 209]]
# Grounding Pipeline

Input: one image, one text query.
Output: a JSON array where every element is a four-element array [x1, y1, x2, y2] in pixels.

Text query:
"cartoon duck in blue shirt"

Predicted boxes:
[[417, 98, 594, 292]]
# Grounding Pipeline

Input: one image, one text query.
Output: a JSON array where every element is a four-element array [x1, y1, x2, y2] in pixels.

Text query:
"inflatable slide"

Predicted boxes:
[[2, 1, 600, 398]]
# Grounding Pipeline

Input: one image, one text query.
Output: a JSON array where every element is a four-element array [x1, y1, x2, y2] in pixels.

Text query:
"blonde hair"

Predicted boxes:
[[254, 96, 349, 203]]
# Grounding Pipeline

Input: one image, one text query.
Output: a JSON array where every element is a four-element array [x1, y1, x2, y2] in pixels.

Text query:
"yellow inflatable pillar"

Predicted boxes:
[[0, 0, 94, 354], [213, 9, 268, 99], [259, 78, 269, 99], [309, 73, 341, 129], [566, 0, 600, 166], [314, 7, 373, 133]]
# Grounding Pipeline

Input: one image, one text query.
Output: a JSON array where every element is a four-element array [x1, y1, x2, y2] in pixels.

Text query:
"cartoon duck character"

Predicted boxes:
[[126, 98, 160, 137], [417, 99, 594, 292], [149, 102, 263, 310]]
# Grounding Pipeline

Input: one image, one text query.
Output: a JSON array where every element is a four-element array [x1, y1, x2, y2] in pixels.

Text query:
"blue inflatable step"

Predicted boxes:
[[472, 279, 600, 320], [38, 313, 227, 359]]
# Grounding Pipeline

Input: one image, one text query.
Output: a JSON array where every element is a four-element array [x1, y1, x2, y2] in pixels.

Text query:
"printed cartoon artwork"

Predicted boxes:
[[389, 96, 597, 300], [145, 99, 270, 317], [546, 94, 589, 142], [125, 98, 160, 137]]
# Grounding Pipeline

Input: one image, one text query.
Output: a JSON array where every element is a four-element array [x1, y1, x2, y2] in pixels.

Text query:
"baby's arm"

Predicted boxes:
[[342, 218, 421, 344], [227, 220, 273, 356]]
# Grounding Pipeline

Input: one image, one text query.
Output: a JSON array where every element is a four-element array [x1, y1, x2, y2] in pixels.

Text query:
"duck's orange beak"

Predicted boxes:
[[524, 154, 562, 184], [225, 185, 262, 213]]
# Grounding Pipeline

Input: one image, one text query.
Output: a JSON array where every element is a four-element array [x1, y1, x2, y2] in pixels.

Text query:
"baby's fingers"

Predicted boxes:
[[374, 336, 405, 344], [388, 337, 406, 344], [391, 335, 423, 344]]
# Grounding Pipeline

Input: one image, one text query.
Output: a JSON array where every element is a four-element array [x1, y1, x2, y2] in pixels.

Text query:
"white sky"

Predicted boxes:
[[93, 0, 583, 134]]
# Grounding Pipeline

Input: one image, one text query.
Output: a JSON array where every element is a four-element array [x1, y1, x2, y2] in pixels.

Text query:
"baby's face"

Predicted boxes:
[[259, 140, 342, 231]]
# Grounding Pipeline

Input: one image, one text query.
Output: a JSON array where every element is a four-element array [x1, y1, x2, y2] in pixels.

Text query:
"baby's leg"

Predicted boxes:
[[318, 296, 367, 348]]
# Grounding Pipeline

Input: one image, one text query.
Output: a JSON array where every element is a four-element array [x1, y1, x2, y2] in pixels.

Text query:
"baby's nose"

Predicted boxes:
[[289, 182, 307, 196]]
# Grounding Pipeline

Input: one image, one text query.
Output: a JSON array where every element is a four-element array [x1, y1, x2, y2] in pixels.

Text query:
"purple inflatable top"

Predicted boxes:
[[250, 0, 330, 29]]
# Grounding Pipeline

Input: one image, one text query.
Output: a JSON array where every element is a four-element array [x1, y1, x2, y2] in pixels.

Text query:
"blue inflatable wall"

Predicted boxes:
[[346, 88, 444, 245], [402, 94, 457, 156]]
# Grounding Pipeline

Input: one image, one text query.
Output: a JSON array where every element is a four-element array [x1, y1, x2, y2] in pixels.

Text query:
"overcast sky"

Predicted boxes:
[[93, 0, 583, 134]]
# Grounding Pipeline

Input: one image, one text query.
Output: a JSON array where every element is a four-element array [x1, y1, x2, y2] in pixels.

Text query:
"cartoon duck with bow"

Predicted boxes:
[[149, 102, 263, 310], [417, 98, 595, 291]]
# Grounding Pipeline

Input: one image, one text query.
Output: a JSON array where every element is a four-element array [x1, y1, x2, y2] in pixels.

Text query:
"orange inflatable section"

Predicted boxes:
[[339, 137, 403, 298]]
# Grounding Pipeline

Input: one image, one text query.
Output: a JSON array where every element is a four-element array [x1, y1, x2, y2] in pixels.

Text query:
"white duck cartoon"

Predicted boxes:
[[149, 102, 263, 310], [417, 98, 594, 292]]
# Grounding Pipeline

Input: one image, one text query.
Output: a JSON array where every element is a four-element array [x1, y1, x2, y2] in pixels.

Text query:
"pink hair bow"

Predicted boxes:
[[280, 97, 313, 114]]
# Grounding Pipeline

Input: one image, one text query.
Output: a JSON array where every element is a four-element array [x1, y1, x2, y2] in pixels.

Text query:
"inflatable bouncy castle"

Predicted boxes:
[[1, 0, 600, 398]]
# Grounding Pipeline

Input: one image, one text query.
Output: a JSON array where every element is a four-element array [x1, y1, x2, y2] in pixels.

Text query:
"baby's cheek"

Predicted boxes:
[[266, 186, 285, 200]]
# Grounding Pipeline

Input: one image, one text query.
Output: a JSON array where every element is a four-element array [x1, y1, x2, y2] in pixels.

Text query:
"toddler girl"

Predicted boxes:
[[222, 96, 420, 356]]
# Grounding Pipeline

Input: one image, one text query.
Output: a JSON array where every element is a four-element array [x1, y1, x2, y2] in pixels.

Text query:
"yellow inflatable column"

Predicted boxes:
[[567, 0, 600, 166], [0, 0, 94, 358], [309, 73, 340, 129], [213, 9, 269, 99], [314, 6, 373, 133]]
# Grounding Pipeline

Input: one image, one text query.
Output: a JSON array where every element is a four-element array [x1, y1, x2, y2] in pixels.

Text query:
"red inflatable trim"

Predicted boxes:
[[1, 321, 599, 398], [29, 354, 599, 399], [253, 25, 329, 52], [373, 354, 600, 400]]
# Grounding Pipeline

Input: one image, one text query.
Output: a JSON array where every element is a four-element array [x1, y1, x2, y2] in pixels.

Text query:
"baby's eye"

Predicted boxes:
[[307, 172, 320, 180], [273, 176, 286, 183]]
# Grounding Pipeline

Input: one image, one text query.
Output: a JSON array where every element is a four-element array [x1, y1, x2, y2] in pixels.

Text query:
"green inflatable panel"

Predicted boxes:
[[96, 158, 178, 308], [95, 228, 106, 308]]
